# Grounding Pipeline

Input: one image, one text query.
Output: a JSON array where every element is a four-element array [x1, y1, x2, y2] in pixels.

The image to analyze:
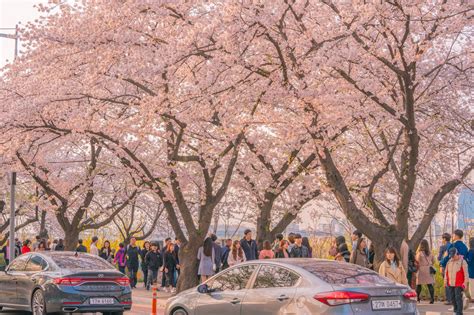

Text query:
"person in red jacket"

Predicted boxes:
[[445, 247, 469, 315], [21, 239, 32, 254]]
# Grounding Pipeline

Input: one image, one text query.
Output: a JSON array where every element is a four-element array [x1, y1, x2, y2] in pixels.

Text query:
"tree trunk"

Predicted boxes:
[[64, 230, 80, 251], [177, 237, 203, 292], [370, 228, 404, 272], [38, 209, 49, 240], [256, 203, 273, 249]]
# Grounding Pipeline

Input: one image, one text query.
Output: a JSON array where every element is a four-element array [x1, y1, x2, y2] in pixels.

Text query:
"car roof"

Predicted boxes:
[[237, 258, 356, 269]]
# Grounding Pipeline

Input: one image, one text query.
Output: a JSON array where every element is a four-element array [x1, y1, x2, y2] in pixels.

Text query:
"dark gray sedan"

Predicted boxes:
[[0, 251, 132, 315], [166, 259, 418, 315]]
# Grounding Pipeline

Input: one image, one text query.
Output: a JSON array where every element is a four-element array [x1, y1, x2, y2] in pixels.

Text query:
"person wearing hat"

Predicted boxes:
[[445, 247, 469, 315]]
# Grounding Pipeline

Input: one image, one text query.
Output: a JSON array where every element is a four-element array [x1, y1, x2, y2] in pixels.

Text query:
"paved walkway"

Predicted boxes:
[[1, 289, 473, 315]]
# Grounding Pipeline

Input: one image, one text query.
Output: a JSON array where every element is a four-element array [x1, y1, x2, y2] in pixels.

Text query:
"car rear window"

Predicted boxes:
[[53, 254, 114, 270], [298, 261, 393, 286]]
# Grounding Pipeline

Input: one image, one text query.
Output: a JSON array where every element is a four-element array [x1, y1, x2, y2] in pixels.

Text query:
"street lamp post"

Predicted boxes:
[[1, 25, 19, 262], [0, 25, 19, 60], [8, 173, 16, 261]]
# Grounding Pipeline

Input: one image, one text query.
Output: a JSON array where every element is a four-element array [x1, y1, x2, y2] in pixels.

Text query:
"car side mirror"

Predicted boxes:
[[197, 284, 210, 294]]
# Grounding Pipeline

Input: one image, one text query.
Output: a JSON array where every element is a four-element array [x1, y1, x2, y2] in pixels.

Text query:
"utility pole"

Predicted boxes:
[[1, 25, 19, 263], [8, 172, 16, 262]]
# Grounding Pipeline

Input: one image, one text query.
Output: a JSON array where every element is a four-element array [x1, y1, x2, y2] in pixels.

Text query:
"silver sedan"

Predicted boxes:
[[165, 258, 418, 315]]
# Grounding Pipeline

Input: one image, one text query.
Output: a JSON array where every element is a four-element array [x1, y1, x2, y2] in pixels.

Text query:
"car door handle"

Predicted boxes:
[[277, 295, 290, 301], [230, 298, 241, 305]]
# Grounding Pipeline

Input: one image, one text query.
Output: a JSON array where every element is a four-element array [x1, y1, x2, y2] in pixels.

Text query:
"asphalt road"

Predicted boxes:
[[1, 288, 473, 315]]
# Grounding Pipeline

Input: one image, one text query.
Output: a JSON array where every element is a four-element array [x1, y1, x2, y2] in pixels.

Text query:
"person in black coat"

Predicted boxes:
[[76, 239, 87, 253], [126, 237, 141, 289], [140, 241, 151, 288], [240, 229, 258, 261], [163, 242, 178, 292], [55, 239, 65, 251], [145, 242, 162, 290]]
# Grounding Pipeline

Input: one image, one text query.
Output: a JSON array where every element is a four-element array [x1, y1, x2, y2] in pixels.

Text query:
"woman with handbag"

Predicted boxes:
[[415, 239, 435, 304]]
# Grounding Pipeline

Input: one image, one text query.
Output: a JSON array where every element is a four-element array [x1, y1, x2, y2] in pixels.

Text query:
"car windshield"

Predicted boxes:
[[293, 261, 393, 286], [52, 254, 114, 270]]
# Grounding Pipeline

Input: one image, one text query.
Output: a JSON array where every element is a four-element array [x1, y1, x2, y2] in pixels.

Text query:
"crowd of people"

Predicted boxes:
[[1, 228, 473, 313]]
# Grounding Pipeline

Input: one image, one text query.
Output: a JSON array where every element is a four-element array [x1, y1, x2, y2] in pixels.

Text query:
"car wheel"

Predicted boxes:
[[31, 289, 47, 315], [172, 308, 188, 315]]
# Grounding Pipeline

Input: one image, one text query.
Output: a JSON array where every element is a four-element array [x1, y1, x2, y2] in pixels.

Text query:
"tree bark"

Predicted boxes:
[[177, 237, 203, 292], [64, 229, 80, 251]]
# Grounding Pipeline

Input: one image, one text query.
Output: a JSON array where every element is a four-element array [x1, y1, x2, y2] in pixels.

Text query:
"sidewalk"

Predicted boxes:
[[417, 301, 474, 315]]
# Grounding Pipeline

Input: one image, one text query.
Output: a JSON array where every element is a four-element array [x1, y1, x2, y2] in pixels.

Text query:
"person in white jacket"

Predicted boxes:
[[228, 240, 247, 267]]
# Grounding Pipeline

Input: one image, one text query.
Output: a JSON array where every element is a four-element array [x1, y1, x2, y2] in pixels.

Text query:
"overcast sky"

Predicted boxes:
[[0, 0, 42, 68]]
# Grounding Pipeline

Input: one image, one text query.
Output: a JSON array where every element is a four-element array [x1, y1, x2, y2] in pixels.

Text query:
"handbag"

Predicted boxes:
[[424, 254, 436, 275]]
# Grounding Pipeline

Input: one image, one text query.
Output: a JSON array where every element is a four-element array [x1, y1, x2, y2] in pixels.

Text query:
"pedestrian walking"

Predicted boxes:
[[302, 237, 313, 258], [288, 233, 296, 253], [90, 236, 99, 256], [140, 241, 151, 289], [32, 235, 41, 251], [163, 242, 178, 293], [21, 239, 32, 254], [114, 243, 127, 274], [51, 239, 58, 251], [445, 247, 469, 315], [228, 240, 246, 267], [76, 239, 88, 253], [55, 239, 64, 251], [240, 229, 258, 261], [173, 238, 182, 286], [441, 229, 468, 268], [145, 242, 162, 290], [221, 239, 232, 270], [99, 240, 113, 262], [439, 233, 452, 305], [37, 240, 47, 251], [351, 238, 369, 268], [126, 237, 141, 289], [415, 239, 435, 304], [272, 234, 284, 252], [290, 234, 310, 258], [379, 247, 408, 285], [351, 230, 362, 252], [1, 240, 11, 265], [368, 243, 375, 270], [467, 237, 474, 302], [197, 237, 215, 282], [211, 234, 222, 272], [161, 237, 172, 288], [334, 236, 350, 262], [259, 240, 275, 259], [275, 240, 290, 258]]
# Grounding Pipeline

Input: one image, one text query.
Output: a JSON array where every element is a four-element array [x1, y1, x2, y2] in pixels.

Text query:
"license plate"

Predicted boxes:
[[90, 298, 115, 305], [371, 299, 401, 310]]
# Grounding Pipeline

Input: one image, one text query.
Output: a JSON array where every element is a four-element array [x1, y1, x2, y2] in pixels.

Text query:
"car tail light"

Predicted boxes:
[[403, 290, 417, 301], [115, 277, 130, 286], [54, 277, 130, 286], [314, 291, 370, 306], [54, 278, 84, 286]]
